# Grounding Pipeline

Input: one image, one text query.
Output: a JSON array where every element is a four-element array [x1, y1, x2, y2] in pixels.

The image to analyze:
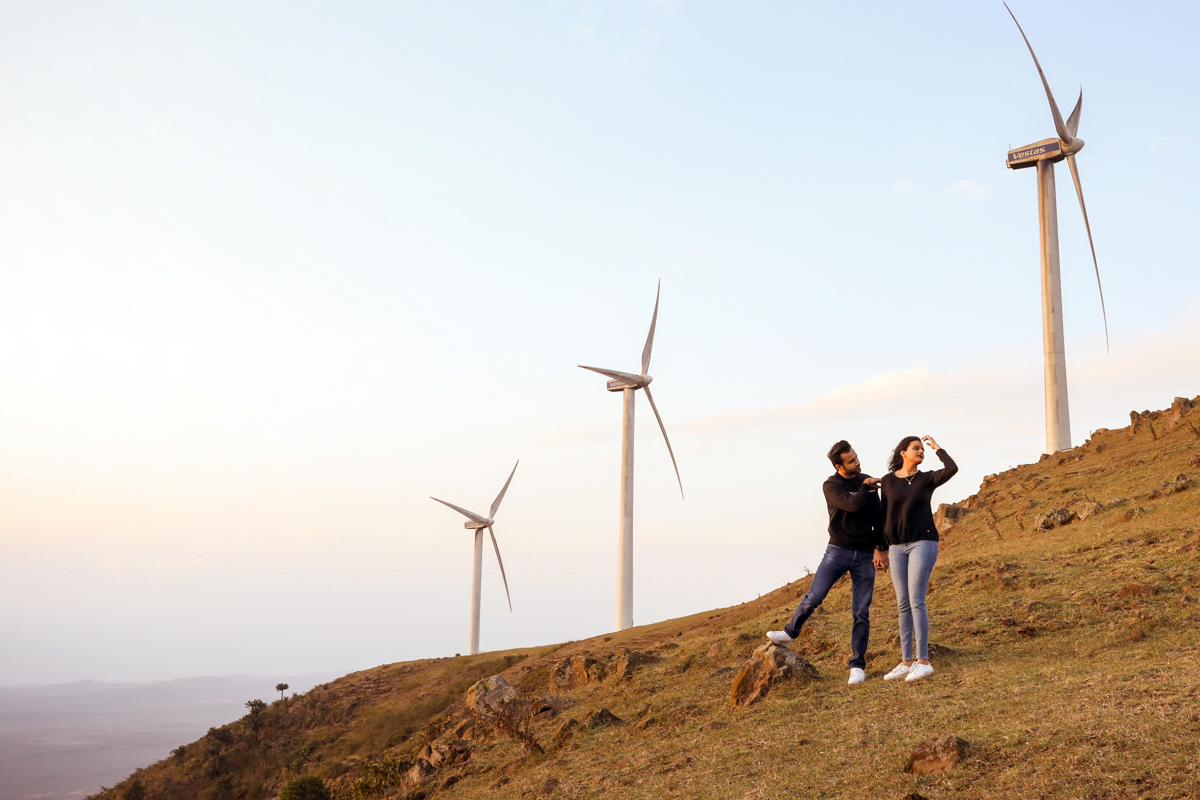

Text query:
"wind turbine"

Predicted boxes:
[[1004, 3, 1110, 455], [579, 281, 684, 632], [430, 461, 517, 656]]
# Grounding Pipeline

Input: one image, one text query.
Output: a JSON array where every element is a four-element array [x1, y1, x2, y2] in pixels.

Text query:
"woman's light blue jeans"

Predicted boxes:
[[889, 540, 939, 661]]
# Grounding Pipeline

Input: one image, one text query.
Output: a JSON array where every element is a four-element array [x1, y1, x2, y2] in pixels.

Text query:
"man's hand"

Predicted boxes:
[[873, 549, 889, 571], [863, 477, 881, 488]]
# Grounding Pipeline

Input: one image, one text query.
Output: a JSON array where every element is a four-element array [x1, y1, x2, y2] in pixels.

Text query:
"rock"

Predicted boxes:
[[550, 656, 598, 692], [633, 716, 657, 732], [538, 778, 561, 796], [1128, 628, 1147, 642], [1116, 583, 1155, 598], [605, 649, 661, 681], [1076, 501, 1105, 520], [437, 774, 463, 791], [533, 695, 573, 718], [903, 734, 969, 775], [1034, 507, 1076, 531], [450, 718, 476, 739], [584, 708, 622, 728], [934, 503, 975, 533], [1170, 396, 1193, 425], [730, 644, 818, 709], [489, 775, 511, 789], [701, 720, 727, 731], [901, 794, 930, 800], [466, 675, 530, 723], [550, 717, 578, 747], [1123, 506, 1147, 522], [405, 758, 437, 786], [1171, 473, 1191, 493]]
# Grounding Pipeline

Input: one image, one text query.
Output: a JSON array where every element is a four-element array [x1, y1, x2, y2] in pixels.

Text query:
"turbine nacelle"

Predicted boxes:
[[464, 519, 494, 530]]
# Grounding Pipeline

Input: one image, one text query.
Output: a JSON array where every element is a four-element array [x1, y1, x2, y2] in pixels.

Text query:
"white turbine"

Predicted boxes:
[[579, 281, 684, 632], [430, 461, 518, 656], [1004, 3, 1110, 455]]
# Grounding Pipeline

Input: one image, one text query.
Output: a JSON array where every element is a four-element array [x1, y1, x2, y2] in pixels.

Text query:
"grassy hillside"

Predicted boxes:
[[97, 396, 1200, 800]]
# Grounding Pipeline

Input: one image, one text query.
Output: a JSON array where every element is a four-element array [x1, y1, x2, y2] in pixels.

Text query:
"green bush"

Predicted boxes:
[[279, 776, 332, 800]]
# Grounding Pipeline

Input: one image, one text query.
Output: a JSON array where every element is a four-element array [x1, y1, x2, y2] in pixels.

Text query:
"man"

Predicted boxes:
[[766, 440, 888, 685]]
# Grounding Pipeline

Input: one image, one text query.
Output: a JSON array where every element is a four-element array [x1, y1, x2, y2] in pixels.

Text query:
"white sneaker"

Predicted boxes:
[[883, 663, 911, 681], [766, 630, 793, 645], [905, 663, 935, 682], [848, 668, 866, 685]]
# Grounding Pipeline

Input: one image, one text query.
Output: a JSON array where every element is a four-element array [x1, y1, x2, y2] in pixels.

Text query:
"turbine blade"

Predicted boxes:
[[1066, 154, 1110, 353], [1004, 3, 1071, 144], [489, 460, 519, 519], [642, 385, 684, 500], [578, 365, 643, 385], [431, 497, 488, 525], [641, 280, 660, 377], [1065, 89, 1083, 140], [488, 527, 513, 612]]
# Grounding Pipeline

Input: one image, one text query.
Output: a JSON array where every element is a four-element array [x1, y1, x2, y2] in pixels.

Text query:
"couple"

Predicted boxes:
[[766, 435, 957, 684]]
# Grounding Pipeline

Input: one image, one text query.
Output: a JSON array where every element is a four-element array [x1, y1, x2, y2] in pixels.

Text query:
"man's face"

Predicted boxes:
[[838, 448, 861, 477]]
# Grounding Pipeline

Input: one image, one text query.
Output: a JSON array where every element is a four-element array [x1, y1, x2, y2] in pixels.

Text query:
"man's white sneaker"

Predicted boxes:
[[883, 663, 911, 681], [848, 668, 866, 685], [905, 662, 935, 682], [766, 630, 794, 645]]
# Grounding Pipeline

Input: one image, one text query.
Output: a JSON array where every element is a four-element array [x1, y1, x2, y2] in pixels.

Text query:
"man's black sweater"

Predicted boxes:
[[822, 472, 885, 551]]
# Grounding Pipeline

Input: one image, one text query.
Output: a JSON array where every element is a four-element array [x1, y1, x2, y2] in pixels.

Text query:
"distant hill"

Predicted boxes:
[[84, 395, 1200, 799], [0, 674, 337, 800]]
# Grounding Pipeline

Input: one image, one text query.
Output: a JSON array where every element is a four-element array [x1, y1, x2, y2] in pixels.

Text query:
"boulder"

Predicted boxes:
[[533, 695, 573, 718], [1034, 507, 1076, 531], [538, 778, 561, 796], [1128, 628, 1148, 642], [605, 649, 661, 681], [730, 644, 818, 709], [904, 735, 969, 775], [1076, 501, 1105, 521], [934, 503, 975, 533], [550, 717, 578, 747], [405, 758, 437, 786], [549, 656, 598, 692], [584, 708, 622, 728], [1170, 396, 1194, 425], [449, 718, 475, 739], [466, 675, 530, 723]]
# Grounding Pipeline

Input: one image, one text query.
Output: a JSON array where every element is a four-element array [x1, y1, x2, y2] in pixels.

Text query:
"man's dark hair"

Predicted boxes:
[[827, 440, 853, 468]]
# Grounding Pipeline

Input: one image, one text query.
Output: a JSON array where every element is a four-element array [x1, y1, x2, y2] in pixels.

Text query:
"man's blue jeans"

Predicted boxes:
[[783, 545, 877, 669]]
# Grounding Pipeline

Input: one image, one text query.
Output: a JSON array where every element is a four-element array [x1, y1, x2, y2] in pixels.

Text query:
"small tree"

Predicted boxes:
[[279, 776, 332, 800], [244, 699, 267, 744], [275, 683, 289, 704], [124, 779, 146, 800]]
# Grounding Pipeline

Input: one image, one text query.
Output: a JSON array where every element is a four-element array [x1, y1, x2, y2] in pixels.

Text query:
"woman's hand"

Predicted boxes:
[[922, 435, 941, 451]]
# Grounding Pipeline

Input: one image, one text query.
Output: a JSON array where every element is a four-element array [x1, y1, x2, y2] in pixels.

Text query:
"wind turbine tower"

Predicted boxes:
[[1004, 3, 1109, 455], [579, 282, 684, 632], [431, 462, 518, 655]]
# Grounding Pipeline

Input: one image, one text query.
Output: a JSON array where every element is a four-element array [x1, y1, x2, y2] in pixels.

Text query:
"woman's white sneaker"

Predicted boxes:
[[883, 663, 911, 681], [905, 662, 935, 682], [848, 668, 866, 685]]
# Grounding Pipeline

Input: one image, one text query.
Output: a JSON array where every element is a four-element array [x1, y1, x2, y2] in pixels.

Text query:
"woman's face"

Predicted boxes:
[[904, 439, 925, 464]]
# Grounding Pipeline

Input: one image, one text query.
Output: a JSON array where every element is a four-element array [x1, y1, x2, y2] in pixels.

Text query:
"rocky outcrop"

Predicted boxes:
[[405, 758, 437, 786], [605, 649, 661, 681], [934, 503, 975, 533], [466, 675, 530, 723], [584, 708, 622, 728], [549, 656, 599, 692], [730, 644, 818, 709], [550, 718, 578, 747], [1034, 507, 1076, 531], [904, 735, 969, 775]]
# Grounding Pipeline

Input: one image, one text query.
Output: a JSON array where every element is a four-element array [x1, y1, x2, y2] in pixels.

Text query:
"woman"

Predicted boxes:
[[880, 435, 957, 683]]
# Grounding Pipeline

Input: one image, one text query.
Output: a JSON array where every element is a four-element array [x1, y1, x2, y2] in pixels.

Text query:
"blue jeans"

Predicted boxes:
[[784, 545, 877, 669], [889, 540, 939, 661]]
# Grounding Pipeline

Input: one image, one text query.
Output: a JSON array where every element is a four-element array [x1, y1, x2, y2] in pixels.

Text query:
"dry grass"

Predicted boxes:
[[100, 397, 1200, 800]]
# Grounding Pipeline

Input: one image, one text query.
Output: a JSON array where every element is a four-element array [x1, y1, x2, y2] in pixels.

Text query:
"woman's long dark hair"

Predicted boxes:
[[887, 435, 922, 473]]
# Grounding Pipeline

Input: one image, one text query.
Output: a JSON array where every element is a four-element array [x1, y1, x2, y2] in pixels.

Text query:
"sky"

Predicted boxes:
[[1, 1, 1198, 685]]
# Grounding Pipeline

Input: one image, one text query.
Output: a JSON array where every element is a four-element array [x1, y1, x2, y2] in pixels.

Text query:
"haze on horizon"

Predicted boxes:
[[2, 1, 1198, 686]]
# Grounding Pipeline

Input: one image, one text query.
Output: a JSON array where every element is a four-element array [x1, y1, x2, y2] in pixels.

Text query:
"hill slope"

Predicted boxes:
[[95, 396, 1200, 800]]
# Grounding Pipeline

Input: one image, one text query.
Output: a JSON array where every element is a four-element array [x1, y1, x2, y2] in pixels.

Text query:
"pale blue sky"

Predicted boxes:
[[1, 1, 1198, 684]]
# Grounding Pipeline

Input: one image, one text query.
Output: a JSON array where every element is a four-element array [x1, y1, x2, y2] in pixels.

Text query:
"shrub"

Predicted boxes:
[[279, 776, 332, 800]]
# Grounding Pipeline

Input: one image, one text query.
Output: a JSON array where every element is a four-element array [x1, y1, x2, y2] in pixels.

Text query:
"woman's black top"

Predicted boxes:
[[880, 449, 958, 546]]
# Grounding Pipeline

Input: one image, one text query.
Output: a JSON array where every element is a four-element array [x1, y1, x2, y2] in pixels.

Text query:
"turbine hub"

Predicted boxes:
[[1064, 137, 1084, 155], [642, 374, 653, 386]]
